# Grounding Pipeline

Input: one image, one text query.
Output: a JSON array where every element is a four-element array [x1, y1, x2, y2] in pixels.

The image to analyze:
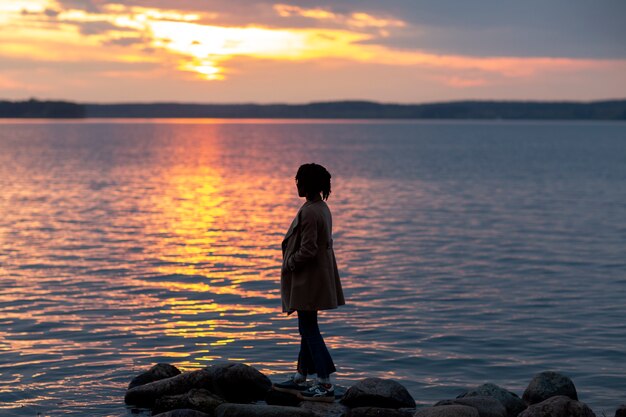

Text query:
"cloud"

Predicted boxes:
[[1, 0, 624, 102], [273, 3, 405, 30], [44, 8, 60, 17], [75, 20, 130, 35], [344, 0, 626, 59], [104, 36, 147, 46], [55, 0, 100, 12]]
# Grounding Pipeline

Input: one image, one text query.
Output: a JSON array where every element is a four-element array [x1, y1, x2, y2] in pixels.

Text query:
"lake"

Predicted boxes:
[[0, 119, 625, 415]]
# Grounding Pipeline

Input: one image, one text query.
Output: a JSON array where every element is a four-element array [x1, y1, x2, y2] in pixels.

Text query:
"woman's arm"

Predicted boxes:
[[286, 208, 319, 271]]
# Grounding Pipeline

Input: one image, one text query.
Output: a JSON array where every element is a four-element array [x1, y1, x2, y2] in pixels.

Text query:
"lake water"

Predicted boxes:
[[0, 119, 625, 416]]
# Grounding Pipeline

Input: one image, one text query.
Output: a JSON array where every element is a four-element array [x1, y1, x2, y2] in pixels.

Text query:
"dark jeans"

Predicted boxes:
[[297, 310, 336, 379]]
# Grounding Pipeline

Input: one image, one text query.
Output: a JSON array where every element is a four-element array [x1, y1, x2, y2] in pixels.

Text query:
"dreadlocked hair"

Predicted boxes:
[[295, 163, 332, 200]]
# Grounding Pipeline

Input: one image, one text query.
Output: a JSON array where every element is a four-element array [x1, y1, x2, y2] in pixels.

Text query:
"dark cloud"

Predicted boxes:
[[55, 0, 101, 12], [104, 37, 147, 46], [334, 0, 626, 58], [357, 25, 626, 59], [44, 8, 61, 17], [73, 21, 135, 35]]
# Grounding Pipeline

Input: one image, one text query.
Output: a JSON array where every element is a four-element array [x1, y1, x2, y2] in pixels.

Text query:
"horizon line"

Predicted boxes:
[[5, 97, 626, 106]]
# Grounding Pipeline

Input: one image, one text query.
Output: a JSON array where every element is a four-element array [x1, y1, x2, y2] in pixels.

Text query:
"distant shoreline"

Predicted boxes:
[[1, 98, 626, 120]]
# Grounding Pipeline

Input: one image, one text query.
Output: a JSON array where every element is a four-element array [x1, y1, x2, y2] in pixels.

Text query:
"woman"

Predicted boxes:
[[273, 163, 345, 402]]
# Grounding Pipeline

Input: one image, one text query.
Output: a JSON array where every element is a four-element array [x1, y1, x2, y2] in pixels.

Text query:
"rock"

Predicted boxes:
[[125, 368, 214, 407], [265, 389, 301, 407], [414, 405, 480, 417], [349, 406, 414, 416], [203, 362, 272, 403], [616, 404, 626, 417], [341, 378, 416, 409], [215, 403, 314, 417], [129, 363, 182, 389], [125, 362, 271, 407], [457, 383, 525, 417], [301, 401, 350, 417], [435, 397, 506, 417], [522, 371, 578, 405], [517, 395, 595, 417], [153, 388, 224, 415], [152, 409, 212, 417]]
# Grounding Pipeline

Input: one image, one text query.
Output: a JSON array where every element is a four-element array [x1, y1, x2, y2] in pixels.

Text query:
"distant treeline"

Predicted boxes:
[[0, 99, 85, 118], [2, 98, 626, 120]]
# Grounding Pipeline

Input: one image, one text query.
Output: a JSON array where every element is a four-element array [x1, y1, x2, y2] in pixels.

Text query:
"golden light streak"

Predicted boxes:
[[149, 21, 308, 58]]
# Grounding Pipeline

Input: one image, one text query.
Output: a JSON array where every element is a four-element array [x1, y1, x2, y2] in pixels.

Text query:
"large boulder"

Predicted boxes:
[[125, 368, 214, 407], [125, 362, 271, 407], [215, 403, 314, 417], [414, 405, 479, 417], [203, 362, 271, 403], [457, 383, 525, 417], [435, 396, 506, 417], [341, 378, 415, 409], [152, 410, 211, 417], [153, 388, 224, 415], [129, 363, 181, 389], [522, 372, 578, 405], [349, 406, 415, 416], [616, 404, 626, 417], [517, 395, 595, 417]]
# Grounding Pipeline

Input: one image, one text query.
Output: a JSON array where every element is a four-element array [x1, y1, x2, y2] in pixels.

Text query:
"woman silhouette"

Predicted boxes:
[[273, 163, 345, 402]]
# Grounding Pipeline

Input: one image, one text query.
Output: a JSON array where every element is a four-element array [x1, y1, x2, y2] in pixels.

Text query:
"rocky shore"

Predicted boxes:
[[124, 362, 624, 417]]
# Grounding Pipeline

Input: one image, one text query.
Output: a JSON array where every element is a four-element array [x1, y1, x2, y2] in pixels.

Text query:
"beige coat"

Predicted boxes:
[[281, 199, 345, 313]]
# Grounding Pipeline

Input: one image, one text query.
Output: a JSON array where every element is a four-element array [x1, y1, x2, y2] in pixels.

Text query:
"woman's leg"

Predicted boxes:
[[297, 334, 316, 376], [297, 310, 336, 379]]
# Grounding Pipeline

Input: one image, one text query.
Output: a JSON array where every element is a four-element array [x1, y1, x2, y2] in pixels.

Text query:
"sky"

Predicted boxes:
[[1, 0, 625, 103]]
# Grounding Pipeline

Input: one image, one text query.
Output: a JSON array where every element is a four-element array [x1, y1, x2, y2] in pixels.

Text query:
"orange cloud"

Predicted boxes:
[[273, 4, 406, 29]]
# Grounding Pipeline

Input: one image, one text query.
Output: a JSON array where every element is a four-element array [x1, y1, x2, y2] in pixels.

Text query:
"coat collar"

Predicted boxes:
[[283, 199, 323, 242]]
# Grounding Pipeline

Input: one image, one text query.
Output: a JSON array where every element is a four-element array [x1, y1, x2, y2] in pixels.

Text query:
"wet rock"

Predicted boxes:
[[301, 401, 350, 417], [152, 409, 212, 417], [125, 368, 214, 407], [457, 383, 525, 417], [129, 363, 182, 389], [125, 362, 271, 407], [215, 403, 314, 417], [414, 405, 479, 417], [265, 389, 301, 407], [522, 371, 578, 405], [349, 406, 414, 416], [341, 378, 416, 409], [152, 388, 224, 415], [203, 362, 272, 403], [435, 397, 506, 417], [517, 395, 595, 417], [616, 404, 626, 417]]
